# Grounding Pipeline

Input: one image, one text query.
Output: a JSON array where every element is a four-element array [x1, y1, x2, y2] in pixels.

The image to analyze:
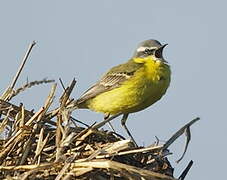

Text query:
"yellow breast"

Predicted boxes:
[[86, 57, 171, 115]]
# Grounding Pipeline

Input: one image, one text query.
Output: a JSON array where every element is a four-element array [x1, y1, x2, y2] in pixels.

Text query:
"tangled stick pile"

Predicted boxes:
[[0, 42, 197, 179]]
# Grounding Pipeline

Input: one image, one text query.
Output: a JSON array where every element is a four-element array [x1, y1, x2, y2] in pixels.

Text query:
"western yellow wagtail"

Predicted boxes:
[[72, 39, 171, 145]]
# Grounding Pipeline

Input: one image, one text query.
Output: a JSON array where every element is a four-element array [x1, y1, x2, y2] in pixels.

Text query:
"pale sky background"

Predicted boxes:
[[0, 1, 226, 179]]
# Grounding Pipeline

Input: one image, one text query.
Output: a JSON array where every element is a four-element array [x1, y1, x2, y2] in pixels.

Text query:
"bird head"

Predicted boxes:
[[133, 39, 168, 62]]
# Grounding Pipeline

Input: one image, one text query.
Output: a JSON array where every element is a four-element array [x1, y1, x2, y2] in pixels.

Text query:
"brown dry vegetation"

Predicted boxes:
[[0, 42, 198, 180]]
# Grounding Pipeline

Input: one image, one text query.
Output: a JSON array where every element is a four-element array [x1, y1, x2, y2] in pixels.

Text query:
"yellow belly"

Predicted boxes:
[[85, 64, 170, 115]]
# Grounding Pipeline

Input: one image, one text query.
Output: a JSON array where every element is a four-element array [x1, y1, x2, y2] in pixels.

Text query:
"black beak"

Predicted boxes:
[[155, 44, 168, 59]]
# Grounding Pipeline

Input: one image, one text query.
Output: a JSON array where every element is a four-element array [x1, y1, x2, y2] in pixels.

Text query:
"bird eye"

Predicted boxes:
[[154, 48, 163, 58]]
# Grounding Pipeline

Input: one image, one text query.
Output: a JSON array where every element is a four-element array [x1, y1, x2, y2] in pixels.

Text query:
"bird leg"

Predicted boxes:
[[121, 114, 138, 147], [104, 113, 116, 132]]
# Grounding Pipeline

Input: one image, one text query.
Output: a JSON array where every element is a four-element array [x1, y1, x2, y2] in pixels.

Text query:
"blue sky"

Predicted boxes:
[[0, 1, 226, 179]]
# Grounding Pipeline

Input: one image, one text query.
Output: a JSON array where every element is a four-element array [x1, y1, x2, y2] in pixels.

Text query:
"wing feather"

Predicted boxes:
[[76, 60, 142, 104]]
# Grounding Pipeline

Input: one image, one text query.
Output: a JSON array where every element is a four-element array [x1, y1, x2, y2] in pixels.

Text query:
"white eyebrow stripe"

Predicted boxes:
[[136, 46, 147, 52]]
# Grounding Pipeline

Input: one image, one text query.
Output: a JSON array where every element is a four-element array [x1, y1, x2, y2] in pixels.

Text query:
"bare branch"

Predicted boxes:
[[10, 41, 36, 89]]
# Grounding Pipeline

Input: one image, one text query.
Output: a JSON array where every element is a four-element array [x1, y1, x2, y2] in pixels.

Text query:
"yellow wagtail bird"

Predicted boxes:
[[73, 39, 171, 145]]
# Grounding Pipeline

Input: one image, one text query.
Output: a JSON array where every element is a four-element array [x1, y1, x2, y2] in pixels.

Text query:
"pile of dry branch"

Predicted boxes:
[[0, 42, 198, 180]]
